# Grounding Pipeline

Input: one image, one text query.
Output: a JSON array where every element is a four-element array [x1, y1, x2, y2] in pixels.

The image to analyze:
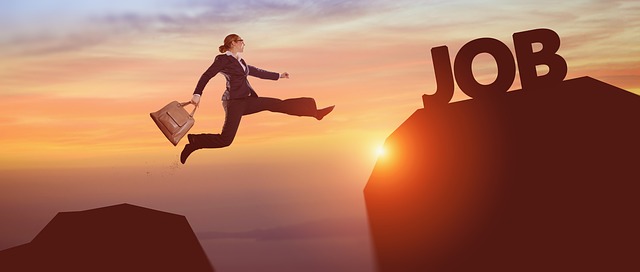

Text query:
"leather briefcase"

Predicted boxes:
[[150, 101, 197, 146]]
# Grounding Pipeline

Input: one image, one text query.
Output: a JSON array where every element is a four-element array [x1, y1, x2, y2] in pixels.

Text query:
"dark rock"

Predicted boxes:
[[365, 77, 640, 271]]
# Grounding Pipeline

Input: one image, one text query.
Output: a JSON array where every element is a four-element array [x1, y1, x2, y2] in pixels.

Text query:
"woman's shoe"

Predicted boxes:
[[316, 105, 335, 120], [180, 143, 198, 164]]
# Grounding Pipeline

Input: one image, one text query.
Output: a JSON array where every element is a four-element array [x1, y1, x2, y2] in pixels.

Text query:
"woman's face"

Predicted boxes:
[[232, 37, 245, 52]]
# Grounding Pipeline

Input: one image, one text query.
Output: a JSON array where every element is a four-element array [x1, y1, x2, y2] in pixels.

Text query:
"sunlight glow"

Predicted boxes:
[[375, 146, 386, 157]]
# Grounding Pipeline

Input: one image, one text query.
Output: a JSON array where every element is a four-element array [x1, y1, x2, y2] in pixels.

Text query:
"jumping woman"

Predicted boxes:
[[180, 34, 334, 164]]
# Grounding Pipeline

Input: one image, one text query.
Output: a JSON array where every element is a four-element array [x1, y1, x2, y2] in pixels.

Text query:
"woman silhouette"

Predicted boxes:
[[180, 34, 334, 164]]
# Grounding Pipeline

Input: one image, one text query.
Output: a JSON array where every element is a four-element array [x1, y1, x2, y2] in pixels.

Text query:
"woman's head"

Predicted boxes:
[[218, 34, 245, 53]]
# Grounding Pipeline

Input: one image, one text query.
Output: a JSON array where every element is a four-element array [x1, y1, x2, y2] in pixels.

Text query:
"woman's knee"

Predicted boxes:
[[220, 134, 235, 147]]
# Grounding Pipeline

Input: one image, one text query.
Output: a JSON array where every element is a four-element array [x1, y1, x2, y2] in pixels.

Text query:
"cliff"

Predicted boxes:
[[365, 77, 639, 271], [0, 203, 214, 272]]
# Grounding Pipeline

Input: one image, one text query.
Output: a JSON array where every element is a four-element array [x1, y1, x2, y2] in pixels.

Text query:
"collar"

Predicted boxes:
[[225, 51, 242, 61]]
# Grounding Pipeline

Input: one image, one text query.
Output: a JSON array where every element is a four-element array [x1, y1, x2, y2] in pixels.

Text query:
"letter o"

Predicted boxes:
[[454, 38, 516, 98]]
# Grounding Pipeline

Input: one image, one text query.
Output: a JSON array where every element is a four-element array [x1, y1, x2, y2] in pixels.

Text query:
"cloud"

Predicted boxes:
[[0, 0, 386, 56], [3, 0, 639, 56], [197, 217, 369, 241], [2, 32, 112, 56]]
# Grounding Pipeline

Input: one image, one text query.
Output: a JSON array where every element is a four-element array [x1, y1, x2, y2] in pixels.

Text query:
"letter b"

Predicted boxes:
[[513, 28, 567, 90]]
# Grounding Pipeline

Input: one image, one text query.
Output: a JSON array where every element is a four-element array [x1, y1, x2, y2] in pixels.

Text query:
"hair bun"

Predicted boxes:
[[218, 45, 227, 53]]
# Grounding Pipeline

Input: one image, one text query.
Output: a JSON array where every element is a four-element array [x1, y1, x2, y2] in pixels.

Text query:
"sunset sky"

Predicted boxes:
[[1, 1, 638, 271]]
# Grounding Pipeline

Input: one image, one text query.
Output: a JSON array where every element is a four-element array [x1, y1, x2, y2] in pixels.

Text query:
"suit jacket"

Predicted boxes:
[[193, 54, 280, 100]]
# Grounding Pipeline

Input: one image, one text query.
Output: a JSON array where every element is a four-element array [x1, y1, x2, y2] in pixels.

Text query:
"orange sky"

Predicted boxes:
[[1, 1, 639, 271], [1, 1, 639, 171]]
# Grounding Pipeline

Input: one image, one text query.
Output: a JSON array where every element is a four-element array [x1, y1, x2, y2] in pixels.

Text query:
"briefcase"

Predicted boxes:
[[150, 101, 197, 146]]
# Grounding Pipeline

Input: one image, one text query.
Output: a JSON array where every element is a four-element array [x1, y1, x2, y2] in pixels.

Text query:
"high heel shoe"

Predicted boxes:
[[316, 105, 335, 120]]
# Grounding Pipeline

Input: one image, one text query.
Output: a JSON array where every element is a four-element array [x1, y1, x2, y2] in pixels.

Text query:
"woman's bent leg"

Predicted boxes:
[[192, 99, 246, 148], [181, 100, 245, 163]]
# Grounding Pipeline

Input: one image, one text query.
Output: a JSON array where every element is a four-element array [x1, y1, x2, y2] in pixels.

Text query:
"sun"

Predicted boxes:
[[375, 145, 386, 157]]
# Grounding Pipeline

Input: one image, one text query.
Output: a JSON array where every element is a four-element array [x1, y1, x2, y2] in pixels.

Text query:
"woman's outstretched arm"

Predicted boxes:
[[247, 65, 280, 80]]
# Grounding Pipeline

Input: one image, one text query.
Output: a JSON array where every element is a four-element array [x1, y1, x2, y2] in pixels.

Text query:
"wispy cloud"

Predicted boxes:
[[4, 0, 636, 61], [197, 217, 368, 241], [0, 0, 389, 56]]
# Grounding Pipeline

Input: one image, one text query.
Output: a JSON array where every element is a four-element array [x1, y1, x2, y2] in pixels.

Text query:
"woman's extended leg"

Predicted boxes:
[[244, 97, 334, 120]]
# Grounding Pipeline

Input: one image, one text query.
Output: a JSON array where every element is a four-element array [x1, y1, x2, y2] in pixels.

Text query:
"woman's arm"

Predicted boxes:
[[247, 65, 280, 80], [193, 55, 228, 96]]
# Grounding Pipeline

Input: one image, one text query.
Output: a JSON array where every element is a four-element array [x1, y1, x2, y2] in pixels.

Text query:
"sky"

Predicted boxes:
[[1, 0, 638, 271]]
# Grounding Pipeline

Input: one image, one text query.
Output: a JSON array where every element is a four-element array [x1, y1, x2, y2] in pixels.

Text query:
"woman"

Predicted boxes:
[[180, 34, 334, 164]]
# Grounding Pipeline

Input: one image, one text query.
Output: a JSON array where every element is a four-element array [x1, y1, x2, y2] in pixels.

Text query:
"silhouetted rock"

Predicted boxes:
[[0, 204, 214, 272], [364, 77, 639, 271]]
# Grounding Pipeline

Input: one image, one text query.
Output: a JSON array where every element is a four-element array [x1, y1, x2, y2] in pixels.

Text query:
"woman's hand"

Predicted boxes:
[[190, 94, 201, 106], [280, 72, 290, 79]]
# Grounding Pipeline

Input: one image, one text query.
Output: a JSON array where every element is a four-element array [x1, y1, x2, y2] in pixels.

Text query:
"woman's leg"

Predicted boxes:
[[181, 97, 334, 163], [191, 99, 246, 148], [244, 97, 333, 119], [180, 99, 246, 164]]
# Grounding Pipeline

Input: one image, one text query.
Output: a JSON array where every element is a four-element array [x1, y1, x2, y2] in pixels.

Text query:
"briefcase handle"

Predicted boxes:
[[179, 101, 198, 117]]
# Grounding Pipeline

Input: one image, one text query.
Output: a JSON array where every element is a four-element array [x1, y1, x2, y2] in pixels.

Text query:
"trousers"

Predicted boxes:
[[189, 97, 318, 148]]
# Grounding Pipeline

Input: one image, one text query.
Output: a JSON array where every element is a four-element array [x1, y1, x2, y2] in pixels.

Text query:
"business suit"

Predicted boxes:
[[187, 52, 320, 148]]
